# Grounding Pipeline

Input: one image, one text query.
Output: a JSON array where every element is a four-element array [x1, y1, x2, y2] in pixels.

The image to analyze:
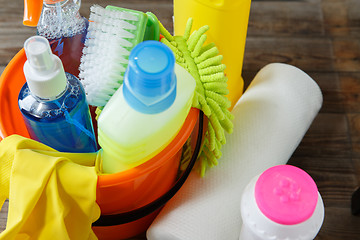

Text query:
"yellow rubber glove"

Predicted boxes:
[[0, 135, 101, 240]]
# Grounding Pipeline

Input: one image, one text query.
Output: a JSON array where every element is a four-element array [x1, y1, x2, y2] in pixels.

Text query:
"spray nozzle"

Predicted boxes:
[[23, 35, 67, 99], [24, 36, 55, 74]]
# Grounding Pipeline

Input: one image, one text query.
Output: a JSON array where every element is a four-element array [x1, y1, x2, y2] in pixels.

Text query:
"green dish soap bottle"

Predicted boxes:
[[98, 41, 196, 174]]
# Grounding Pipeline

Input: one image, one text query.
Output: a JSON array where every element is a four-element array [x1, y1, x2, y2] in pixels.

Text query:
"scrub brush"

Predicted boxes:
[[79, 5, 160, 107], [160, 18, 234, 176]]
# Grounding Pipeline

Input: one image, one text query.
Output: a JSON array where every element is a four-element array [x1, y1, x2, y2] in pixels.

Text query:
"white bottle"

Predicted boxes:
[[240, 165, 325, 240], [98, 40, 196, 174]]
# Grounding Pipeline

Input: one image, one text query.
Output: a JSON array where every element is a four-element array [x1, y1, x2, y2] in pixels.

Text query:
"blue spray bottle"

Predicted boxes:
[[18, 36, 97, 153]]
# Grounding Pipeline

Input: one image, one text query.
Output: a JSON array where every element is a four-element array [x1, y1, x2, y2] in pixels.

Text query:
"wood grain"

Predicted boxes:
[[248, 0, 325, 37], [1, 0, 360, 239], [244, 36, 335, 72]]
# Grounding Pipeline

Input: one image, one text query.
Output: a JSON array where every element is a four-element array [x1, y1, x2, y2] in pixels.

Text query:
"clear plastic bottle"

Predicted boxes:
[[240, 165, 325, 240], [19, 36, 97, 153], [98, 41, 196, 174], [23, 0, 87, 77]]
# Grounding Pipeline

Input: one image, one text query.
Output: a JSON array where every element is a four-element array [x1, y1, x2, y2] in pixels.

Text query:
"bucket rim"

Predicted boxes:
[[97, 107, 200, 187], [93, 111, 204, 226]]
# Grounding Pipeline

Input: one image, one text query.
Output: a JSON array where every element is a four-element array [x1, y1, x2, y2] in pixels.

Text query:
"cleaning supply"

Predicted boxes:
[[23, 0, 88, 77], [19, 35, 97, 153], [0, 135, 100, 239], [98, 40, 196, 174], [239, 165, 325, 240], [160, 18, 234, 176], [146, 63, 323, 240], [174, 0, 252, 109], [0, 47, 203, 238], [79, 5, 160, 107]]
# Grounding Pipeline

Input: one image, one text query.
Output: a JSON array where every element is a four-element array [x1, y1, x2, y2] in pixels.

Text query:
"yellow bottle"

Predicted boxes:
[[174, 0, 251, 109]]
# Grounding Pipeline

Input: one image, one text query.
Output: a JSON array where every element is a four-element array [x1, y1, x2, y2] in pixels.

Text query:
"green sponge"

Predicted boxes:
[[160, 18, 234, 176]]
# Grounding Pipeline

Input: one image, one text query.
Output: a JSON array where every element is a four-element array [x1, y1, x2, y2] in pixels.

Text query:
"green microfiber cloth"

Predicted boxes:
[[160, 18, 234, 176]]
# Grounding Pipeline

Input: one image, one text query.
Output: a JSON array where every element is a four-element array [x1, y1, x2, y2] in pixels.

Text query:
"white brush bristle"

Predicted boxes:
[[79, 4, 139, 107]]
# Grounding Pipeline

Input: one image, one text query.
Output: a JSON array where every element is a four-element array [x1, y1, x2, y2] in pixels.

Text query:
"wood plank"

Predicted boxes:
[[310, 72, 340, 91], [306, 72, 344, 114], [353, 158, 360, 183], [0, 1, 35, 65], [248, 0, 324, 37], [321, 0, 360, 36], [338, 73, 360, 113], [243, 36, 334, 72], [320, 90, 346, 114], [347, 114, 360, 158], [0, 32, 33, 66], [332, 38, 360, 72], [293, 113, 352, 159], [315, 207, 360, 240]]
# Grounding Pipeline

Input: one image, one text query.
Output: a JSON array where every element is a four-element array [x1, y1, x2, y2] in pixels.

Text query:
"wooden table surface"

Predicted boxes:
[[1, 0, 360, 239]]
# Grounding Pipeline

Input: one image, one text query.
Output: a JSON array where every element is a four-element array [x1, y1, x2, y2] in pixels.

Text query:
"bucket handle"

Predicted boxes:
[[92, 111, 204, 226]]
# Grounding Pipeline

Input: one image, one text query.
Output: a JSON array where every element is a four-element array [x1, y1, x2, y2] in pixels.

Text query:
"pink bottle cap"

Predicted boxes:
[[255, 165, 318, 225]]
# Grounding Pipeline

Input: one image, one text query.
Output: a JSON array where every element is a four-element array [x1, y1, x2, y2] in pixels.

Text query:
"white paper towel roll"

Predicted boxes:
[[146, 63, 323, 240]]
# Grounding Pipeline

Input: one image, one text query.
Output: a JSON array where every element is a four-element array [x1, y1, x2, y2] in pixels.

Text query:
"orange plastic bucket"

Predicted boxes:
[[0, 49, 204, 239], [93, 108, 202, 239]]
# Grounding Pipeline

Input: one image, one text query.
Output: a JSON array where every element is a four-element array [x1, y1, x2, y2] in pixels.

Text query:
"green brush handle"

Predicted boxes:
[[144, 12, 160, 41]]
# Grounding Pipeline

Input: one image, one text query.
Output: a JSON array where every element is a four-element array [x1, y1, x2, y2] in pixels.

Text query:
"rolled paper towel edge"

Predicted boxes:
[[236, 63, 323, 111]]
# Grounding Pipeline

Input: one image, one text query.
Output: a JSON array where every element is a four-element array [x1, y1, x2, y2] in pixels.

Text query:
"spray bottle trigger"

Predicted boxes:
[[23, 0, 43, 27]]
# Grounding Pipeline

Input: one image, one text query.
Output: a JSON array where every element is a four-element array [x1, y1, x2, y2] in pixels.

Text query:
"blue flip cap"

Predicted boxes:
[[123, 40, 177, 114]]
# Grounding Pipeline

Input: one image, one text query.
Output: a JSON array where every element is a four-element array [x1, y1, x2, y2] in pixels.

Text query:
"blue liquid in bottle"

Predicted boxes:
[[19, 36, 97, 153], [19, 74, 97, 152]]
